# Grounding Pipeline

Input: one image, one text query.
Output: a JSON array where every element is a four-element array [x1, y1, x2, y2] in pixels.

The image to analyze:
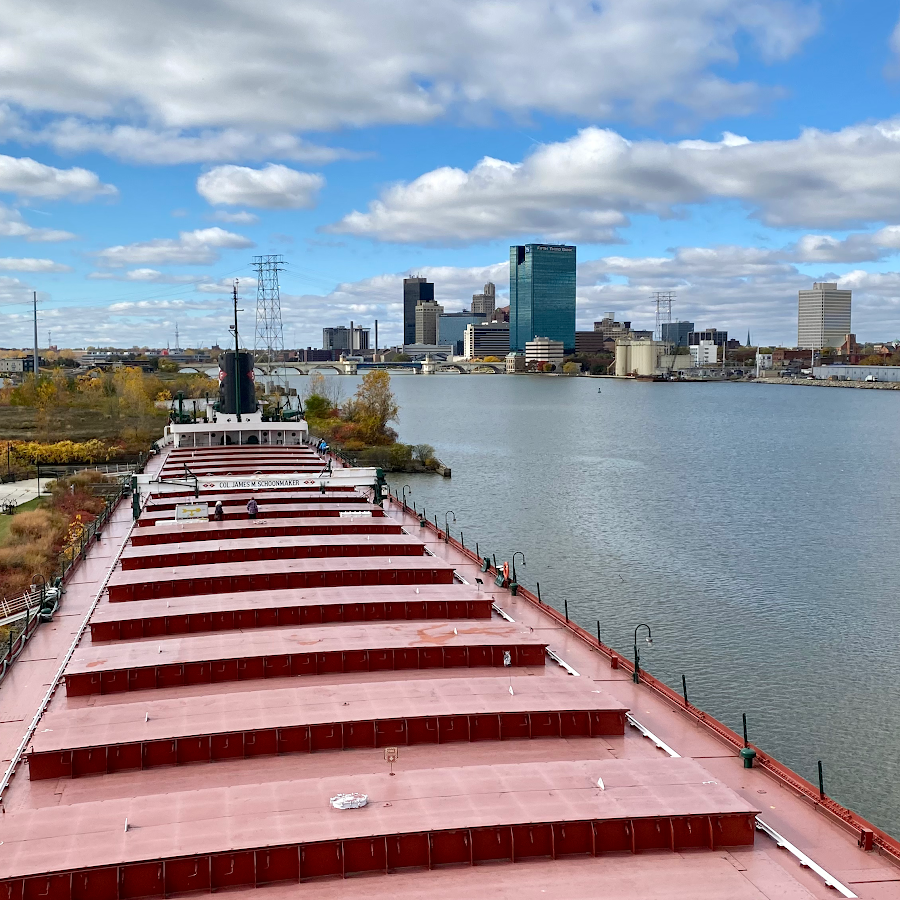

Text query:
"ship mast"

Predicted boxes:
[[232, 280, 242, 423]]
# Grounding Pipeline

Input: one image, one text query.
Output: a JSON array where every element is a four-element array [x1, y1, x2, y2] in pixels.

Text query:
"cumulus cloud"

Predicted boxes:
[[95, 227, 254, 267], [0, 154, 115, 200], [0, 1, 817, 136], [788, 227, 900, 263], [333, 120, 900, 244], [197, 165, 324, 209], [0, 203, 76, 242]]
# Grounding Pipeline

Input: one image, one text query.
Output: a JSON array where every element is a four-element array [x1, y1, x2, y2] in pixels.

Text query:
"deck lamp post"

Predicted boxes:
[[402, 484, 412, 508], [30, 573, 46, 608], [633, 624, 652, 684], [511, 551, 526, 582], [444, 510, 456, 542]]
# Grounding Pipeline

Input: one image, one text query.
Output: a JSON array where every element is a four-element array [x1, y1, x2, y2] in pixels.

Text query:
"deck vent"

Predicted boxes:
[[330, 792, 368, 810]]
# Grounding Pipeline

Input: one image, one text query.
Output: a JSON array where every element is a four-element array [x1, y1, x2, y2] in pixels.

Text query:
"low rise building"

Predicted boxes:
[[505, 351, 526, 373], [0, 357, 34, 374], [593, 313, 633, 341], [755, 351, 773, 374], [402, 343, 453, 361], [464, 322, 510, 359], [690, 340, 718, 366], [525, 336, 565, 368], [574, 332, 613, 355], [688, 328, 727, 347], [323, 326, 370, 352], [813, 365, 900, 382]]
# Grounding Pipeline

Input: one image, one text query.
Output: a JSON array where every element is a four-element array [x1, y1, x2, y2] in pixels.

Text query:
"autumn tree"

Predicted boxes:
[[347, 370, 399, 444]]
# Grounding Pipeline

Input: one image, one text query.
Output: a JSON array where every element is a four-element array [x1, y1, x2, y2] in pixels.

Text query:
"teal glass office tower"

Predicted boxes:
[[509, 244, 576, 351]]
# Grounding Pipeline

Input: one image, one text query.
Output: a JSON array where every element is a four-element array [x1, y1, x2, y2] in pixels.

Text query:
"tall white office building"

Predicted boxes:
[[798, 282, 851, 349]]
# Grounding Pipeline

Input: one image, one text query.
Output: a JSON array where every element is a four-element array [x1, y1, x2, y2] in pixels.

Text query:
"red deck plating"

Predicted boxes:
[[28, 677, 627, 779], [65, 622, 547, 695], [89, 585, 492, 641], [0, 759, 758, 898]]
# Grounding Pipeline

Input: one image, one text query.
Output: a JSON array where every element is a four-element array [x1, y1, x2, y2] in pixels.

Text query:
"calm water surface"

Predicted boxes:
[[292, 373, 900, 836]]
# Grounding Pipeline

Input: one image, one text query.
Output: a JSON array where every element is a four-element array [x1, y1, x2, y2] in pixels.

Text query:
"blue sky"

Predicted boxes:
[[2, 0, 900, 349]]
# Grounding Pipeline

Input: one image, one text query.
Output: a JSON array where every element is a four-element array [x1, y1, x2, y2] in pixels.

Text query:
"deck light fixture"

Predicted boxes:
[[444, 510, 456, 542], [511, 551, 526, 582], [402, 484, 412, 508], [633, 624, 652, 684]]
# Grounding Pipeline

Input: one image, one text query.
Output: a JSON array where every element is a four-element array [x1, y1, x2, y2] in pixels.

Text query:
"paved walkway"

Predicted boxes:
[[0, 479, 47, 507]]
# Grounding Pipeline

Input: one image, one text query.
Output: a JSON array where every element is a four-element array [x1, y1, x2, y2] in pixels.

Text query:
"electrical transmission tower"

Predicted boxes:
[[252, 254, 290, 409], [651, 291, 676, 342]]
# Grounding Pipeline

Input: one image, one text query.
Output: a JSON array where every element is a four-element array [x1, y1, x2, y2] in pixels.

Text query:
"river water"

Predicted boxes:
[[288, 372, 900, 837]]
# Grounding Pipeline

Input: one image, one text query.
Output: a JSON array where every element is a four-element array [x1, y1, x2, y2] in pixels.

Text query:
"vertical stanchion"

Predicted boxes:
[[536, 581, 542, 603], [818, 761, 825, 799], [596, 620, 601, 648], [742, 713, 748, 747], [564, 597, 568, 622], [682, 675, 689, 707]]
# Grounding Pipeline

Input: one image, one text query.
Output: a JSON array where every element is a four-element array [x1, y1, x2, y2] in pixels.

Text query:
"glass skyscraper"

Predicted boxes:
[[509, 244, 576, 352]]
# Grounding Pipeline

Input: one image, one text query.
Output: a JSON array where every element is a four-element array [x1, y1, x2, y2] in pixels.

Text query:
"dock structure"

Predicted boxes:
[[0, 441, 898, 900]]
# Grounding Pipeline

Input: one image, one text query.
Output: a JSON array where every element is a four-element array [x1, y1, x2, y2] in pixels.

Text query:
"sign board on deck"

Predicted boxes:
[[195, 469, 379, 492], [340, 511, 372, 518], [175, 503, 209, 521]]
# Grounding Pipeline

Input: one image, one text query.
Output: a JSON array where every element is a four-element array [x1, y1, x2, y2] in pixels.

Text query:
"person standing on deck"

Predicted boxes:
[[247, 497, 258, 519], [213, 500, 224, 521]]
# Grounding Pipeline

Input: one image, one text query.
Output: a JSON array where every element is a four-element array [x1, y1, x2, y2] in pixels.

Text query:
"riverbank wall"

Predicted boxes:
[[759, 377, 900, 391]]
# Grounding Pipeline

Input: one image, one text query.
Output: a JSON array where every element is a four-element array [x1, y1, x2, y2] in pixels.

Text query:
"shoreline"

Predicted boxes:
[[757, 377, 900, 390]]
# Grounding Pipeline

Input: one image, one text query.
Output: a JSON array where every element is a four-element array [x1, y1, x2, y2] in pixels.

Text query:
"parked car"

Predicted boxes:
[[865, 374, 878, 382]]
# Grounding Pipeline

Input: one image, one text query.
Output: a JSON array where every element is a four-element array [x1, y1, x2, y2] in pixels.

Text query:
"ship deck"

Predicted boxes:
[[1, 442, 899, 900]]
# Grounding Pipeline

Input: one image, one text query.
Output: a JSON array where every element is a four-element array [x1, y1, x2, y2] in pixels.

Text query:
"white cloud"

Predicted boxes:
[[0, 153, 115, 200], [211, 210, 259, 225], [197, 165, 324, 209], [333, 120, 900, 244], [87, 268, 209, 284], [0, 257, 70, 272], [96, 227, 254, 267], [788, 227, 900, 263], [0, 115, 351, 165], [106, 298, 222, 315], [0, 203, 76, 242], [0, 1, 817, 136]]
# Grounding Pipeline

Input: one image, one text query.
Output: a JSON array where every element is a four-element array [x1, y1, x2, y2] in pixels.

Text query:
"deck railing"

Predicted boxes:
[[0, 450, 151, 684]]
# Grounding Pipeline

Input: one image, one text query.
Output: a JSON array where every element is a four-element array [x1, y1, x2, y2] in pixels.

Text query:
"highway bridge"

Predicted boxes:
[[179, 360, 505, 375]]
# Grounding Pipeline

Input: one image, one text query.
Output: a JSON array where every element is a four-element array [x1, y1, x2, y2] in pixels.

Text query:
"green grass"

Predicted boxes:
[[0, 497, 45, 545]]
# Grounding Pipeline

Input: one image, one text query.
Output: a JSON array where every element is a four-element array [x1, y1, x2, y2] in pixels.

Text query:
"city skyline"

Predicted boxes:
[[3, 4, 900, 348]]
